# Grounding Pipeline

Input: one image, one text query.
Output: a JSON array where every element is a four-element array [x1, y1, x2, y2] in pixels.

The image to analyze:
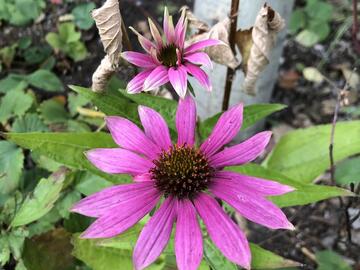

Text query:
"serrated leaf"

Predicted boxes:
[[12, 113, 49, 133], [11, 170, 66, 227], [228, 164, 353, 207], [0, 141, 24, 195], [27, 69, 63, 92], [39, 99, 69, 124], [335, 157, 360, 185], [72, 2, 95, 30], [0, 88, 33, 123], [264, 121, 360, 183], [0, 74, 27, 93], [199, 103, 286, 140]]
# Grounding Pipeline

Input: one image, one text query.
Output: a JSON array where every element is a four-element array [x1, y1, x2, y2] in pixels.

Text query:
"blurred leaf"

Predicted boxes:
[[308, 21, 330, 42], [316, 250, 351, 270], [12, 113, 49, 133], [289, 9, 306, 34], [264, 121, 360, 183], [18, 36, 32, 50], [39, 99, 69, 124], [66, 120, 91, 132], [0, 43, 17, 68], [305, 1, 333, 22], [72, 2, 96, 30], [23, 45, 52, 65], [0, 74, 27, 93], [27, 69, 63, 92], [7, 228, 29, 260], [199, 103, 286, 139], [59, 22, 81, 43], [56, 190, 82, 219], [335, 157, 360, 185], [27, 209, 62, 237], [11, 170, 66, 227], [0, 141, 24, 195], [303, 67, 324, 83], [0, 237, 10, 266], [0, 88, 33, 123], [68, 93, 89, 116], [204, 238, 237, 270], [74, 171, 113, 196], [229, 164, 353, 207], [66, 41, 88, 62], [295, 29, 319, 47], [45, 33, 62, 50]]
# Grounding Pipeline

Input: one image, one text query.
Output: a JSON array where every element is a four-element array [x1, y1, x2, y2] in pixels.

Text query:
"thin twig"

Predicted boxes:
[[222, 0, 240, 111], [352, 0, 360, 54]]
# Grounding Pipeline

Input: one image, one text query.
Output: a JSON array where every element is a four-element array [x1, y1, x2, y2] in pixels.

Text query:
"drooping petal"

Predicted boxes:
[[200, 104, 243, 157], [168, 66, 188, 98], [138, 105, 172, 150], [176, 95, 196, 146], [133, 197, 177, 270], [121, 51, 157, 68], [148, 18, 163, 48], [80, 188, 160, 238], [194, 193, 251, 269], [184, 39, 223, 55], [210, 181, 295, 230], [127, 69, 153, 94], [185, 63, 212, 92], [143, 65, 169, 91], [86, 148, 153, 175], [175, 199, 203, 270], [209, 131, 272, 168], [129, 26, 156, 53], [106, 116, 161, 160], [163, 7, 175, 44], [213, 171, 295, 197], [71, 182, 156, 217], [184, 52, 213, 69]]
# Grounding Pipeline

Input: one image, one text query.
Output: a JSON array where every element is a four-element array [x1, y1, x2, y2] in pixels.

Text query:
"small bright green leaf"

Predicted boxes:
[[39, 99, 69, 124], [316, 250, 351, 270], [295, 29, 319, 47], [7, 228, 29, 260], [0, 237, 10, 266], [27, 69, 63, 92], [72, 2, 95, 30], [66, 41, 88, 62], [228, 164, 353, 207], [45, 32, 62, 50], [335, 157, 360, 185], [303, 67, 324, 83], [0, 141, 24, 195], [12, 113, 49, 133], [265, 121, 360, 183], [68, 93, 89, 116], [0, 88, 33, 123], [11, 171, 66, 227]]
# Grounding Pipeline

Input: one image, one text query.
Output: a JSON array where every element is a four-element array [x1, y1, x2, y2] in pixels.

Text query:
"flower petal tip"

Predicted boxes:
[[287, 222, 296, 231]]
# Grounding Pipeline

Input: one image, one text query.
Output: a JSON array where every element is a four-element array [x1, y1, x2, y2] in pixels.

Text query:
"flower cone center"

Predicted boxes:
[[151, 145, 213, 199], [158, 44, 178, 67]]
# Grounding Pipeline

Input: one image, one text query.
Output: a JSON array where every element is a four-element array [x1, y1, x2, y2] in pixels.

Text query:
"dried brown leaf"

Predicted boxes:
[[91, 56, 116, 92], [181, 6, 209, 33], [235, 28, 253, 73], [243, 4, 285, 95]]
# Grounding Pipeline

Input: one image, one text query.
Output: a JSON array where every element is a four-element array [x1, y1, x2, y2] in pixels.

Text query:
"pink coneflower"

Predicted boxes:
[[72, 96, 295, 270], [121, 8, 221, 98]]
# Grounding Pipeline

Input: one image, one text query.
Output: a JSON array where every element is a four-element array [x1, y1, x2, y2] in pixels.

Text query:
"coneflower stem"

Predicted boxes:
[[222, 0, 240, 111], [121, 16, 133, 51]]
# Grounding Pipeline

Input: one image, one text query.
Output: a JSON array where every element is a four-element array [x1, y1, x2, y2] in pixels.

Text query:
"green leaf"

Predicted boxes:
[[289, 9, 306, 34], [56, 190, 82, 219], [74, 171, 113, 196], [264, 121, 360, 183], [228, 164, 353, 207], [45, 32, 62, 50], [295, 29, 319, 47], [0, 141, 24, 195], [0, 74, 27, 93], [67, 93, 89, 116], [316, 250, 351, 270], [66, 41, 88, 62], [72, 2, 96, 30], [27, 69, 63, 92], [305, 1, 333, 22], [11, 170, 66, 227], [335, 157, 360, 185], [0, 88, 33, 123], [5, 132, 129, 183], [308, 21, 330, 42], [7, 228, 29, 260], [38, 99, 69, 124], [59, 22, 81, 43], [12, 113, 49, 133], [203, 238, 238, 270], [199, 103, 286, 140], [0, 237, 10, 266]]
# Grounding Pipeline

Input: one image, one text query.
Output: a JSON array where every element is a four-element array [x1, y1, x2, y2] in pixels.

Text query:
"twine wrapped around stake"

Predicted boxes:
[[242, 4, 285, 95], [91, 0, 123, 92]]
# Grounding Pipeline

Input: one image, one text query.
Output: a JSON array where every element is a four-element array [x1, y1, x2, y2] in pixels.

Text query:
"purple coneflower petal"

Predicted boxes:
[[121, 52, 157, 68], [176, 95, 196, 146], [129, 27, 156, 53], [175, 199, 203, 270], [138, 105, 172, 150], [80, 188, 160, 238], [213, 171, 295, 196], [210, 182, 295, 230], [133, 197, 177, 270], [143, 66, 169, 91], [163, 7, 175, 44], [106, 116, 161, 160], [184, 39, 223, 55], [127, 70, 153, 94], [174, 9, 187, 48], [133, 172, 153, 182], [184, 52, 213, 69], [185, 63, 212, 92], [169, 65, 188, 98], [71, 182, 156, 217], [194, 193, 251, 269], [148, 18, 163, 48], [200, 104, 243, 157], [209, 131, 272, 168], [86, 148, 153, 175]]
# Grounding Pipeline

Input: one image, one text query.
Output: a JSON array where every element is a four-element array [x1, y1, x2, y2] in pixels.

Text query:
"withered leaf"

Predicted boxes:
[[235, 28, 253, 73], [181, 6, 209, 33]]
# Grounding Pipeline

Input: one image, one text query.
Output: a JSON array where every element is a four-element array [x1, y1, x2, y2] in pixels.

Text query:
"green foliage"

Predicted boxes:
[[0, 44, 17, 68], [12, 114, 49, 133], [39, 99, 70, 124], [289, 0, 333, 46], [27, 69, 63, 92], [0, 88, 33, 123], [46, 22, 88, 62], [72, 2, 96, 30], [335, 157, 360, 185], [264, 121, 360, 183], [316, 250, 351, 270], [0, 0, 45, 26], [203, 239, 238, 270]]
